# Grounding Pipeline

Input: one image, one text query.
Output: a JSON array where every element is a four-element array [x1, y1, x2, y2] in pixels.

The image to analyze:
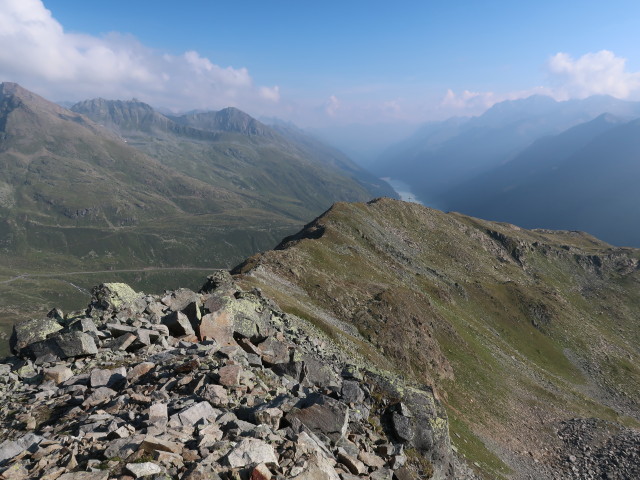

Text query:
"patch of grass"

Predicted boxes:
[[447, 410, 512, 480]]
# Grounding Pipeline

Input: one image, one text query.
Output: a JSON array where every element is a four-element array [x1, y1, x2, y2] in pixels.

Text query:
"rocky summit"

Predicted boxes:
[[0, 272, 475, 480]]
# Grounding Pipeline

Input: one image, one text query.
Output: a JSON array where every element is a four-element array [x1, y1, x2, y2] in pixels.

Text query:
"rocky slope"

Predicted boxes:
[[0, 274, 475, 480], [232, 198, 640, 479]]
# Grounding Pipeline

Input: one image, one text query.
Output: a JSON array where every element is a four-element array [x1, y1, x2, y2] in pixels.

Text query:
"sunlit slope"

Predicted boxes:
[[233, 197, 640, 478]]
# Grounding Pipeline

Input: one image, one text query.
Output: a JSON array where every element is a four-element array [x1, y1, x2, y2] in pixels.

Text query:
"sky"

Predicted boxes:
[[2, 0, 640, 129]]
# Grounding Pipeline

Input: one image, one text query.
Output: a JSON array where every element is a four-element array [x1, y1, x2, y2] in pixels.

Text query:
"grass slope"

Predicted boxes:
[[233, 198, 640, 479]]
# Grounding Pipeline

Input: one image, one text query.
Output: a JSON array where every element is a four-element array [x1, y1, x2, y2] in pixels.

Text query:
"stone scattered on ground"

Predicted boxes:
[[0, 273, 473, 479]]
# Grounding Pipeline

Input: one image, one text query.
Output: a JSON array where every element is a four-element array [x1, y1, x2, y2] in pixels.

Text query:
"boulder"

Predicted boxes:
[[287, 394, 349, 444], [161, 311, 195, 337], [91, 283, 139, 311], [198, 310, 234, 344], [10, 317, 62, 354]]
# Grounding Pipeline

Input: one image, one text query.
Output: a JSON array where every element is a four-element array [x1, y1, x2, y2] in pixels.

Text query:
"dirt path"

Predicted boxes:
[[0, 267, 216, 285]]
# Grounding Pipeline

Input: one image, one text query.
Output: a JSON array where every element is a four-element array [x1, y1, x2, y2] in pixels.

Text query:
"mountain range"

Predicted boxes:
[[0, 82, 395, 346], [373, 95, 640, 246]]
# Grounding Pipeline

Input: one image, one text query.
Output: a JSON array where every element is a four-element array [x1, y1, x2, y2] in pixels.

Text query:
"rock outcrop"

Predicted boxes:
[[0, 272, 471, 480]]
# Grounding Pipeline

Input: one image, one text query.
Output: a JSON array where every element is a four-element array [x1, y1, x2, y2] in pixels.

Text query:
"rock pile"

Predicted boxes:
[[0, 271, 466, 480], [551, 418, 640, 480]]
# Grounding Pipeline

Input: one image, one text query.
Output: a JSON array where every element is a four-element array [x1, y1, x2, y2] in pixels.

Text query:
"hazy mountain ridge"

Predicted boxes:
[[232, 197, 640, 479], [374, 95, 640, 207], [443, 113, 640, 246]]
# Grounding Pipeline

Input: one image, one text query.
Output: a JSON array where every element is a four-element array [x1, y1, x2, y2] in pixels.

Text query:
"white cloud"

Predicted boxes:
[[0, 0, 280, 113], [546, 50, 640, 99], [439, 50, 640, 118], [325, 95, 341, 116], [440, 86, 552, 115]]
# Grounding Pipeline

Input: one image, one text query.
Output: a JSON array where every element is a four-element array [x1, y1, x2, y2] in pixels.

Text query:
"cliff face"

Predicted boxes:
[[233, 198, 640, 479]]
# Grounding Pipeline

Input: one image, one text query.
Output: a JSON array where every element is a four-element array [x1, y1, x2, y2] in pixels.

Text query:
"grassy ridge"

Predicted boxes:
[[234, 198, 640, 478]]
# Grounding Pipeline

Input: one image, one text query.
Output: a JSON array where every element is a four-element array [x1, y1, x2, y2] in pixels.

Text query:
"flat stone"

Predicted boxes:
[[140, 436, 182, 454], [0, 433, 43, 462], [218, 364, 242, 386], [57, 473, 109, 480], [226, 438, 278, 468], [125, 461, 163, 478], [83, 387, 116, 408], [10, 317, 63, 354], [177, 401, 218, 426], [127, 362, 155, 382], [291, 455, 341, 480], [43, 365, 73, 384], [105, 332, 137, 351], [359, 450, 386, 468], [90, 367, 127, 388], [148, 402, 168, 426], [337, 450, 367, 475], [104, 435, 144, 459]]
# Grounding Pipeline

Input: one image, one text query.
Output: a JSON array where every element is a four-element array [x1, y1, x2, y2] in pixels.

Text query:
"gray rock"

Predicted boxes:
[[57, 331, 98, 357], [287, 394, 349, 444], [341, 380, 365, 404], [161, 311, 195, 337], [198, 310, 234, 344], [0, 433, 43, 463], [254, 407, 283, 430], [125, 461, 163, 478], [200, 270, 235, 294], [391, 413, 413, 443], [177, 401, 218, 426], [226, 438, 278, 467], [200, 384, 229, 407], [83, 387, 117, 408], [104, 435, 144, 459], [57, 472, 110, 480], [10, 317, 62, 354], [90, 367, 127, 388], [91, 283, 140, 311]]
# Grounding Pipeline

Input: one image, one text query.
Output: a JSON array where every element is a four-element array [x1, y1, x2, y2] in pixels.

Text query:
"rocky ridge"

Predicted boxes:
[[0, 272, 473, 480]]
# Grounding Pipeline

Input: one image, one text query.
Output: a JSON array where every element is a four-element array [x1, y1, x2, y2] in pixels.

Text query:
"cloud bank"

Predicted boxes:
[[0, 0, 280, 113], [441, 50, 640, 116]]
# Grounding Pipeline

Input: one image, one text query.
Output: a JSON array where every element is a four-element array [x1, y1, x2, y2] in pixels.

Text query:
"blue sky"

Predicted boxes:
[[2, 0, 640, 127]]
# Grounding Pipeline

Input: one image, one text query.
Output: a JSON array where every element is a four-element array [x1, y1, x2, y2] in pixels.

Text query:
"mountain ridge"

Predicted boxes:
[[232, 197, 640, 479]]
